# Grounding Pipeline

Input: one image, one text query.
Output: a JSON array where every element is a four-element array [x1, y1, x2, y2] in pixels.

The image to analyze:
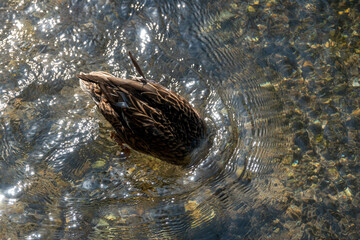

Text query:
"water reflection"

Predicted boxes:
[[0, 0, 291, 239]]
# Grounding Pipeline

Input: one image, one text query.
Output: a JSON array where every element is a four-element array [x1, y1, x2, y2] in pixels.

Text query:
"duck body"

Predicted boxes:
[[78, 71, 206, 165]]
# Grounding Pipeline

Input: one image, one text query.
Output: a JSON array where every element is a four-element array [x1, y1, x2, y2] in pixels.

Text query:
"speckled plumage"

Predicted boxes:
[[77, 70, 206, 165]]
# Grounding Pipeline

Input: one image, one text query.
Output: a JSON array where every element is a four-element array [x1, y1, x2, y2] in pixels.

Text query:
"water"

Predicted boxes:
[[1, 0, 359, 239]]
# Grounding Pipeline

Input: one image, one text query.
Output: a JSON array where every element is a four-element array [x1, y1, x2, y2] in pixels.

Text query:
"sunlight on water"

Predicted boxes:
[[139, 28, 150, 53], [3, 0, 358, 239]]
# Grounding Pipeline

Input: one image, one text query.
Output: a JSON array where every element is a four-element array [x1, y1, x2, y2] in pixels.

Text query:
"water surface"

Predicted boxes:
[[0, 0, 359, 239]]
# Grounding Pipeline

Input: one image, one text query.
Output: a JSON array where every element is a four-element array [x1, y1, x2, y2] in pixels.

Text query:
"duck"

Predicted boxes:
[[77, 52, 207, 165]]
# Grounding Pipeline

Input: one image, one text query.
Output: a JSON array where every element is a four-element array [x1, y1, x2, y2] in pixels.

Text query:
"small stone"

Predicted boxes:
[[352, 78, 360, 87], [346, 109, 360, 128], [247, 6, 256, 12], [235, 166, 244, 178], [333, 83, 347, 95], [92, 160, 106, 168], [309, 175, 318, 183], [185, 200, 199, 212], [96, 219, 109, 227], [286, 205, 302, 220], [291, 120, 304, 131], [287, 168, 295, 177], [293, 131, 311, 150], [340, 156, 348, 164], [126, 167, 136, 175], [308, 122, 322, 135], [328, 168, 340, 181], [273, 219, 280, 224], [351, 109, 360, 118], [303, 60, 313, 67], [104, 213, 117, 221], [344, 187, 352, 197], [300, 188, 316, 202], [283, 155, 293, 165]]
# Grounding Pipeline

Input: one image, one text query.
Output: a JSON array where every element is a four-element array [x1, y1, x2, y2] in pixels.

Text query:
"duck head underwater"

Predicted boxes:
[[77, 52, 207, 165]]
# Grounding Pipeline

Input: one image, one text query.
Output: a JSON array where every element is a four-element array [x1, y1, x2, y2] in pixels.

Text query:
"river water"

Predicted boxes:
[[0, 0, 359, 239]]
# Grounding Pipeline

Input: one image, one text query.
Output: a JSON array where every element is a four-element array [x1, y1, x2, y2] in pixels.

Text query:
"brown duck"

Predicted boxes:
[[77, 52, 206, 165]]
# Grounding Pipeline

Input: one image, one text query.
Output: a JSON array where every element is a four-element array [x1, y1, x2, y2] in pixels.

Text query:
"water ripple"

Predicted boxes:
[[0, 0, 289, 239]]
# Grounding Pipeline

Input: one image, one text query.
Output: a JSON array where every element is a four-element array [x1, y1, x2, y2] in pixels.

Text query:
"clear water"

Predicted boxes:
[[0, 0, 359, 239]]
